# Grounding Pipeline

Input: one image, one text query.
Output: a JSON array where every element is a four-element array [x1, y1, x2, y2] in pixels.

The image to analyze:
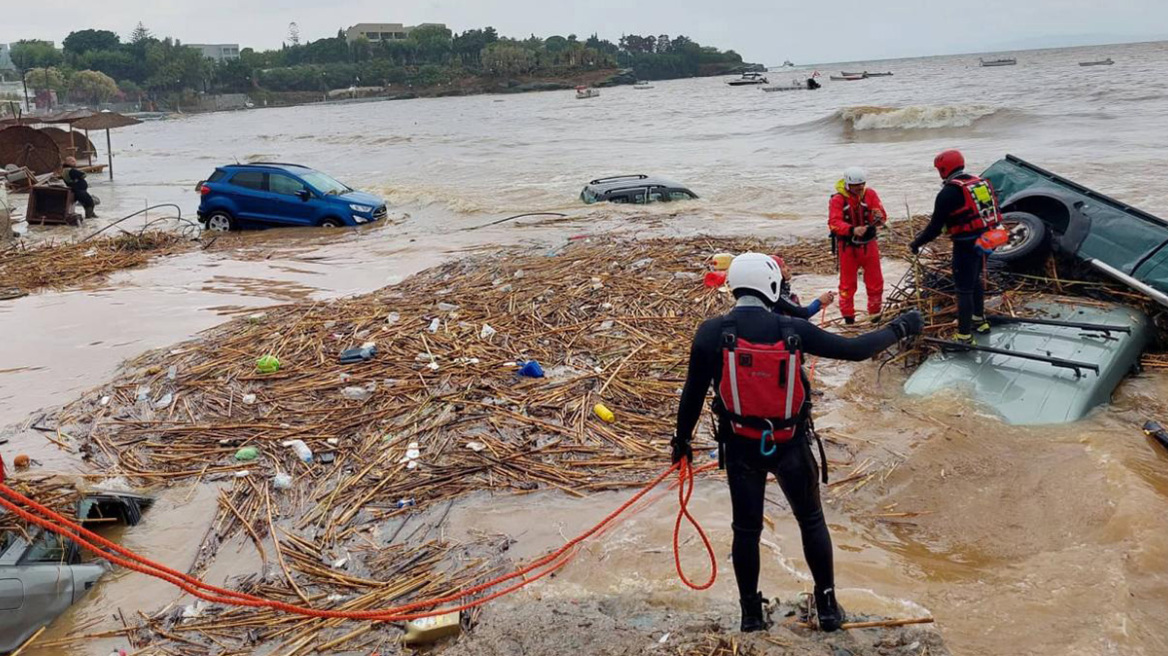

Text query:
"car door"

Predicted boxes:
[[0, 531, 76, 652], [265, 173, 318, 226], [228, 171, 268, 224]]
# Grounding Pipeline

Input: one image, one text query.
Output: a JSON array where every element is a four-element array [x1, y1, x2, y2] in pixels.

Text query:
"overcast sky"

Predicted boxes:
[[8, 0, 1168, 64]]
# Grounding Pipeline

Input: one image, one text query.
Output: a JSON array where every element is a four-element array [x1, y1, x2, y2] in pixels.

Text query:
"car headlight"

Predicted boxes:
[[349, 204, 373, 214]]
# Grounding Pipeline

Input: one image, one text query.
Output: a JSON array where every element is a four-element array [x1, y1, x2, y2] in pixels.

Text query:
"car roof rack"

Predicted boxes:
[[590, 174, 648, 185], [235, 162, 309, 169], [922, 337, 1099, 378]]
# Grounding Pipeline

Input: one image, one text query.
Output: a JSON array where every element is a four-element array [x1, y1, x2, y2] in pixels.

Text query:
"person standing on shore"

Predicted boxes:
[[828, 168, 887, 324], [672, 253, 923, 633], [62, 157, 97, 219], [910, 150, 1002, 344]]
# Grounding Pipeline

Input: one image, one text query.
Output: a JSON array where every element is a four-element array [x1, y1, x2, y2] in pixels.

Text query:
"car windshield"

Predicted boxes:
[[299, 170, 351, 196]]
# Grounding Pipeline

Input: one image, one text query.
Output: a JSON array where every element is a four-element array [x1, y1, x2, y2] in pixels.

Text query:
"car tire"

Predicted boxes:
[[204, 211, 236, 232], [989, 211, 1049, 269], [319, 218, 343, 228]]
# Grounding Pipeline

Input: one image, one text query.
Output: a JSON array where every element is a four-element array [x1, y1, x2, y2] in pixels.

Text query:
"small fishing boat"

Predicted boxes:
[[1079, 58, 1114, 67], [841, 71, 894, 78], [980, 57, 1017, 67], [633, 81, 654, 89], [575, 86, 600, 99], [728, 72, 769, 86], [781, 60, 795, 68], [830, 74, 866, 81], [865, 72, 893, 77]]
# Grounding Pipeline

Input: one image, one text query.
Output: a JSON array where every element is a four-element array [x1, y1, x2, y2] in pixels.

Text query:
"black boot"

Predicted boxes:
[[814, 587, 845, 632], [85, 208, 98, 219], [739, 591, 770, 633]]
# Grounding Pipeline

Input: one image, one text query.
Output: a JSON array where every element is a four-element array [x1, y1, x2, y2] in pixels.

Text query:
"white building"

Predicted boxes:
[[343, 23, 447, 43], [186, 44, 241, 62], [0, 44, 14, 71]]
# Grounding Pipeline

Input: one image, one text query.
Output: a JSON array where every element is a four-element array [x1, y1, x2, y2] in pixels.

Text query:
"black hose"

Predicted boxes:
[[82, 204, 186, 241], [462, 212, 568, 231]]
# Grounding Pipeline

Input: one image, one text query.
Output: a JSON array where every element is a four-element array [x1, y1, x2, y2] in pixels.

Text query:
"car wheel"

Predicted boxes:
[[205, 211, 235, 232], [989, 211, 1049, 269], [320, 218, 343, 228]]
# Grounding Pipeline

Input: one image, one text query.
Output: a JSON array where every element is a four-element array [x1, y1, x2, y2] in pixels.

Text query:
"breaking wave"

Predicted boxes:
[[837, 105, 1004, 130]]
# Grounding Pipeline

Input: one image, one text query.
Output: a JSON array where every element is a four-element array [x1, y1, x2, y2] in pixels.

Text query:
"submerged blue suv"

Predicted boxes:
[[197, 163, 387, 231]]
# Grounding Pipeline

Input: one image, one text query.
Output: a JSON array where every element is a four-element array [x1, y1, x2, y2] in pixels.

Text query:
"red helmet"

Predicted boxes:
[[934, 149, 965, 179]]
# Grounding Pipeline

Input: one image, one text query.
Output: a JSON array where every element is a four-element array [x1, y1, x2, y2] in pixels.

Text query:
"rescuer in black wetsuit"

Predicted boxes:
[[672, 253, 922, 633], [772, 254, 834, 320]]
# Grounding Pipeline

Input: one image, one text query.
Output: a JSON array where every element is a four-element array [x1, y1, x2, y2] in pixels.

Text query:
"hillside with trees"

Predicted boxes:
[[6, 23, 749, 109]]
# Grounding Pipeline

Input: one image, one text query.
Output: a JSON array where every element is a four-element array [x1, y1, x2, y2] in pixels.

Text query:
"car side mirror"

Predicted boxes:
[[297, 189, 311, 202]]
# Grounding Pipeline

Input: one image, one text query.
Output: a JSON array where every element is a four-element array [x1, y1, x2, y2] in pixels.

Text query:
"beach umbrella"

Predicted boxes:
[[68, 112, 142, 180], [0, 125, 61, 175]]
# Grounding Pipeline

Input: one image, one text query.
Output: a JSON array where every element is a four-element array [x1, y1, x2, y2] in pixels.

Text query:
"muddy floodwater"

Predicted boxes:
[[5, 41, 1168, 655]]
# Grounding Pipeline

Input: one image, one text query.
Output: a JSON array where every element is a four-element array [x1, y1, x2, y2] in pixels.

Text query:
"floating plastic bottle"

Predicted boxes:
[[284, 440, 313, 464], [709, 253, 734, 271], [703, 270, 728, 289]]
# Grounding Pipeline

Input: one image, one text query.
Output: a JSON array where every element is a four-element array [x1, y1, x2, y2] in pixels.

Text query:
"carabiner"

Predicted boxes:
[[756, 427, 775, 452]]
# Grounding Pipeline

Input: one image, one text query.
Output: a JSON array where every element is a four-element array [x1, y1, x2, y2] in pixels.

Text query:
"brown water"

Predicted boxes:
[[5, 41, 1168, 655]]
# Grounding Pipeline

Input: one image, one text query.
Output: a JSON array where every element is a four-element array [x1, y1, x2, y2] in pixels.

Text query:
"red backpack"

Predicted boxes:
[[716, 321, 808, 450]]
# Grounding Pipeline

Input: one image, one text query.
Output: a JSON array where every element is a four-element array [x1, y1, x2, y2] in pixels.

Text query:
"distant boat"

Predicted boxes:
[[841, 71, 894, 78], [762, 81, 818, 92], [830, 74, 866, 81], [633, 81, 654, 89], [728, 72, 769, 86], [1079, 58, 1115, 67], [864, 72, 894, 77], [781, 60, 795, 68], [980, 57, 1017, 67], [575, 86, 600, 99]]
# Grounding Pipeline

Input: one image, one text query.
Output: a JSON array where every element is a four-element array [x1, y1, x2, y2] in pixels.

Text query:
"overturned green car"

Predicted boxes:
[[982, 154, 1168, 307]]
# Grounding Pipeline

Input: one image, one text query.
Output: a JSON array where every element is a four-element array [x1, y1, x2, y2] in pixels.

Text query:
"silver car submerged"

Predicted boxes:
[[0, 491, 152, 652]]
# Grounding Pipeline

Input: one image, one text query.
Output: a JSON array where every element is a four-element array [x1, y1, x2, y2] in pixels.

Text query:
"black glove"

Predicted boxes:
[[910, 243, 921, 255], [671, 437, 693, 465], [890, 310, 924, 339]]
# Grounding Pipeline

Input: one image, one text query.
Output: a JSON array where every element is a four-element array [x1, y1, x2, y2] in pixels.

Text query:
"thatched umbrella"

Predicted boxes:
[[40, 126, 78, 158], [69, 112, 142, 180], [0, 125, 61, 175]]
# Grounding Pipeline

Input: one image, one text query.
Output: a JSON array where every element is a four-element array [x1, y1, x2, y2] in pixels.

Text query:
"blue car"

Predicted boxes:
[[196, 162, 388, 231]]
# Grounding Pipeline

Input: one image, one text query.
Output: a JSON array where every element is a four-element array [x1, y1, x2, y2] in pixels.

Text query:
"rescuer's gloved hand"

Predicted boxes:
[[671, 436, 694, 465], [890, 310, 924, 339], [910, 243, 921, 255]]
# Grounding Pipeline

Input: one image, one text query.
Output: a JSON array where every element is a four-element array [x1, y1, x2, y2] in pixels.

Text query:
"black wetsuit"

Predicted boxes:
[[773, 294, 821, 320], [676, 301, 899, 599], [62, 165, 95, 215], [911, 172, 986, 335]]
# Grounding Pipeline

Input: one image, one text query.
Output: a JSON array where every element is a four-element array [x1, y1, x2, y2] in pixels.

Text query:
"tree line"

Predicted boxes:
[[5, 23, 745, 104]]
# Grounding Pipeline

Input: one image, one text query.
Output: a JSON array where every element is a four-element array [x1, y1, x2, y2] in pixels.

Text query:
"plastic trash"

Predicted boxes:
[[396, 498, 416, 509], [241, 393, 257, 405], [284, 440, 313, 464], [466, 441, 486, 452], [403, 611, 462, 645], [387, 311, 401, 324], [247, 312, 267, 324], [480, 324, 498, 339], [704, 270, 728, 288], [235, 470, 251, 478], [631, 257, 654, 269], [153, 393, 173, 409], [342, 386, 372, 401], [100, 396, 111, 406], [167, 365, 177, 381], [234, 446, 259, 461], [136, 386, 151, 402], [709, 253, 734, 271], [517, 360, 545, 378], [428, 318, 441, 333], [437, 302, 459, 312], [319, 452, 336, 464], [339, 345, 378, 364], [272, 473, 293, 489], [594, 403, 616, 423], [256, 354, 281, 374]]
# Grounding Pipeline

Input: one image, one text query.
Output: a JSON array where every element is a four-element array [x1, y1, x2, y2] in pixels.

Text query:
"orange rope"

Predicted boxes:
[[0, 459, 718, 622]]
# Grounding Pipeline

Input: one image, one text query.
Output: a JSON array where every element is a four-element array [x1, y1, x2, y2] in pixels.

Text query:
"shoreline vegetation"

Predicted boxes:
[[2, 25, 758, 114]]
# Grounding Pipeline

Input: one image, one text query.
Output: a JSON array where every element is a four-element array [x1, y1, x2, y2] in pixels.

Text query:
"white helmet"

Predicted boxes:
[[726, 253, 784, 304], [844, 167, 867, 186]]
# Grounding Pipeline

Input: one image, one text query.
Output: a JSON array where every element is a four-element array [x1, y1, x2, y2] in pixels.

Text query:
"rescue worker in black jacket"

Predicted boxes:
[[910, 150, 1004, 344], [672, 253, 923, 633], [61, 156, 97, 219]]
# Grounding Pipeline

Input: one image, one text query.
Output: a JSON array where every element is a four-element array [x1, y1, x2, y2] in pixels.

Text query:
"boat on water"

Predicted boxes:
[[980, 57, 1017, 67], [830, 74, 866, 81], [633, 81, 654, 89], [840, 71, 893, 78], [763, 77, 820, 92], [1079, 58, 1115, 67], [575, 86, 600, 99], [728, 72, 769, 86], [781, 60, 795, 68]]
